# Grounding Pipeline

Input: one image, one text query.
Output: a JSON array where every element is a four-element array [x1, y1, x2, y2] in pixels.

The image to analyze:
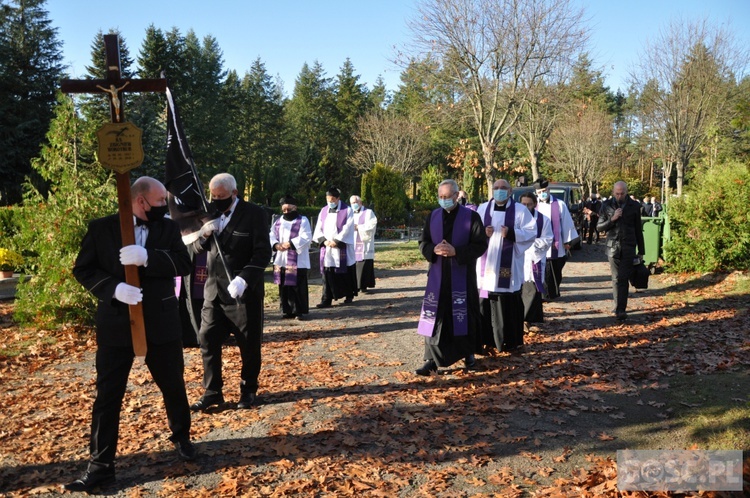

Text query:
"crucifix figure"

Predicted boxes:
[[95, 81, 129, 122], [61, 34, 167, 357]]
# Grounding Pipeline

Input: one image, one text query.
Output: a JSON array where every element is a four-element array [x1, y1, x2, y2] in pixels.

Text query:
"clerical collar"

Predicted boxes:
[[494, 202, 507, 211]]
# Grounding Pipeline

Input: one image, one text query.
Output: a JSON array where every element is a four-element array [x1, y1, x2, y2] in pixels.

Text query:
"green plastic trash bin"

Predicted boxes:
[[641, 216, 664, 272]]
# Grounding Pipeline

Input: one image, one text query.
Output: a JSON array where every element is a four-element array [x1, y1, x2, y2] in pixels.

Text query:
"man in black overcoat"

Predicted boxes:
[[66, 177, 196, 492], [597, 181, 645, 321], [190, 173, 272, 411]]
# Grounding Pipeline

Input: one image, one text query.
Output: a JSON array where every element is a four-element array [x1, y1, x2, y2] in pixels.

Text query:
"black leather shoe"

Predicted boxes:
[[343, 297, 353, 304], [464, 355, 476, 369], [64, 466, 115, 492], [173, 439, 197, 461], [190, 394, 224, 412], [316, 301, 332, 309], [616, 312, 628, 321], [415, 360, 438, 376], [282, 313, 295, 319], [237, 391, 257, 409]]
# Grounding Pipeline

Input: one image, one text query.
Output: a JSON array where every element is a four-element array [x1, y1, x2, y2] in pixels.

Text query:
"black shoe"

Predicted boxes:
[[616, 312, 628, 321], [190, 394, 224, 412], [237, 391, 257, 409], [64, 466, 115, 492], [343, 297, 353, 304], [415, 359, 438, 376], [464, 355, 476, 369], [282, 313, 296, 319], [173, 438, 197, 461], [316, 301, 332, 309], [295, 314, 306, 321]]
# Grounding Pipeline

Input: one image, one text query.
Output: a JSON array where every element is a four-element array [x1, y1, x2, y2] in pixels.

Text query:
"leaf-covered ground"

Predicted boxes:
[[0, 242, 748, 497]]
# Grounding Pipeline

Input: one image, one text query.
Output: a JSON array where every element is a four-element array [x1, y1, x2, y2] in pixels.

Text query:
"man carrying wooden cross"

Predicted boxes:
[[67, 177, 197, 492], [62, 34, 198, 492]]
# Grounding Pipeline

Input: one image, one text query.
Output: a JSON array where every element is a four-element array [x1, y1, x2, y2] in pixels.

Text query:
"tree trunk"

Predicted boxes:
[[676, 159, 684, 197]]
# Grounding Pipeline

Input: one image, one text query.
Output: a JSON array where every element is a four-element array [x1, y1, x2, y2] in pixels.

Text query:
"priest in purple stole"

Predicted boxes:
[[519, 192, 553, 325], [476, 180, 537, 353], [534, 178, 579, 300], [313, 187, 356, 308], [415, 179, 487, 375], [270, 194, 312, 319]]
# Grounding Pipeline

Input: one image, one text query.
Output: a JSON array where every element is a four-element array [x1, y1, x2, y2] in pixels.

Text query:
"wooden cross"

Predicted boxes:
[[61, 34, 167, 357]]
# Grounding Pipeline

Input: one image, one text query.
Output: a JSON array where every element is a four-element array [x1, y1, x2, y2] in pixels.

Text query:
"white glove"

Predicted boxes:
[[120, 245, 148, 266], [200, 219, 221, 238], [227, 276, 247, 299], [114, 282, 143, 305]]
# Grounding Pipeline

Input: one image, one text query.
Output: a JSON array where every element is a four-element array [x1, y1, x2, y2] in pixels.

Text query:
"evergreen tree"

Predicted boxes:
[[0, 0, 64, 205], [14, 93, 116, 327], [285, 61, 337, 203], [332, 58, 371, 193]]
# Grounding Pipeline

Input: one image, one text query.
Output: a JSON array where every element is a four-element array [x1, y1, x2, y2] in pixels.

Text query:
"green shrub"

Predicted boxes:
[[14, 94, 117, 328], [662, 161, 750, 272], [418, 164, 443, 204], [363, 163, 409, 226]]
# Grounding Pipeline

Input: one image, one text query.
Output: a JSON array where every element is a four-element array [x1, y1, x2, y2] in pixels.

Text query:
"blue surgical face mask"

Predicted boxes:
[[351, 203, 360, 211], [493, 189, 509, 202], [539, 192, 549, 201], [328, 201, 338, 209], [438, 198, 455, 210]]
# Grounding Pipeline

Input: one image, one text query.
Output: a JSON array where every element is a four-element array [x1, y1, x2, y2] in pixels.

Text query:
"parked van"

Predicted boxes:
[[511, 182, 584, 249]]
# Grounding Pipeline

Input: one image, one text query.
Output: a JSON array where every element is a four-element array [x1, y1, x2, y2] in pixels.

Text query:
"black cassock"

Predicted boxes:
[[418, 206, 487, 367]]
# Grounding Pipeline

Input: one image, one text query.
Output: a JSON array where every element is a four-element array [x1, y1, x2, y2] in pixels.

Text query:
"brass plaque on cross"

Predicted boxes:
[[96, 122, 144, 173]]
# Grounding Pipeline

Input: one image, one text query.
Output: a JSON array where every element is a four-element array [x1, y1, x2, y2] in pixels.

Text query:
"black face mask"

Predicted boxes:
[[282, 211, 298, 221], [144, 200, 169, 222], [211, 197, 233, 213]]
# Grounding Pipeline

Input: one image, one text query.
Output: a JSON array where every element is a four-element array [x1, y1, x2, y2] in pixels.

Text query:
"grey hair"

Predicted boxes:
[[438, 179, 459, 194], [209, 172, 237, 192], [349, 195, 362, 203]]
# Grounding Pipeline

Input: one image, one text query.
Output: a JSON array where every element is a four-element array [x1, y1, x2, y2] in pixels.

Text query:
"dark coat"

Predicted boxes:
[[597, 197, 645, 258], [73, 214, 192, 347], [194, 198, 272, 304]]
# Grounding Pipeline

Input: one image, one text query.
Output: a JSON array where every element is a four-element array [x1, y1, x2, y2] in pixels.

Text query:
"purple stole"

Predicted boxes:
[[417, 206, 471, 337], [478, 200, 516, 297], [319, 205, 349, 274], [532, 213, 545, 293], [273, 217, 301, 286], [549, 196, 562, 259], [354, 210, 367, 262]]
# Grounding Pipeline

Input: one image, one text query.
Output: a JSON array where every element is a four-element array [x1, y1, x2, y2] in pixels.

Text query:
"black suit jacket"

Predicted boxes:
[[194, 199, 271, 304], [597, 197, 645, 258], [73, 214, 192, 347]]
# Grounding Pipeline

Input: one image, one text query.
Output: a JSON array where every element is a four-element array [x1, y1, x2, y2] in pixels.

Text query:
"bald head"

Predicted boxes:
[[612, 181, 628, 205], [131, 176, 167, 220]]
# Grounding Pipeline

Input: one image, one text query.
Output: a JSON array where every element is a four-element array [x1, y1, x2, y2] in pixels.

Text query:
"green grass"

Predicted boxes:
[[374, 240, 422, 269]]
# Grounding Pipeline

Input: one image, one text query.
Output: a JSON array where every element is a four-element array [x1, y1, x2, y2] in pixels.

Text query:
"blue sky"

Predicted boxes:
[[46, 0, 749, 96]]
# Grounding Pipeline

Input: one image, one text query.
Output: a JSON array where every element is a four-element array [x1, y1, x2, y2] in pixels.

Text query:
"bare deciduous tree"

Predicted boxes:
[[548, 103, 613, 193], [407, 0, 587, 192], [631, 18, 748, 196], [514, 82, 564, 182], [350, 111, 431, 177]]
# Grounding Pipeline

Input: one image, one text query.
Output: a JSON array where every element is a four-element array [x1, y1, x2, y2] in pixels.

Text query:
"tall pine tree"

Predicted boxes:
[[0, 0, 64, 205]]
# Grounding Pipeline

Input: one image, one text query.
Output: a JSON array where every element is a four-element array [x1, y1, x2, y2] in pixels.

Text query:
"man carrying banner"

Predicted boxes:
[[270, 194, 312, 320], [190, 173, 271, 411], [415, 179, 487, 375]]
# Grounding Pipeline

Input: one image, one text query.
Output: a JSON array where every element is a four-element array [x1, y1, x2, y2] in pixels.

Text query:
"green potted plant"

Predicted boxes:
[[0, 248, 23, 278]]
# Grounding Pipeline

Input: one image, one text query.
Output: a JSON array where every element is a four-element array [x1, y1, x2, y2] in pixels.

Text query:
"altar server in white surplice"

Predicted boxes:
[[518, 191, 553, 326], [349, 195, 378, 294], [476, 179, 537, 353]]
